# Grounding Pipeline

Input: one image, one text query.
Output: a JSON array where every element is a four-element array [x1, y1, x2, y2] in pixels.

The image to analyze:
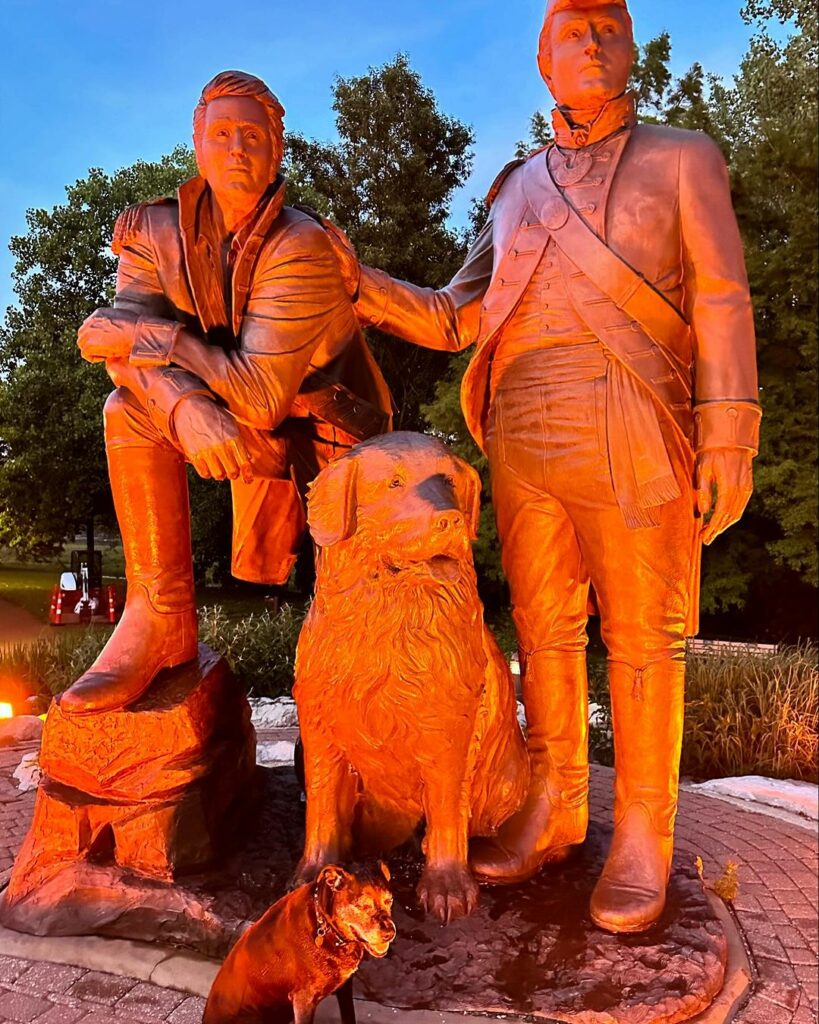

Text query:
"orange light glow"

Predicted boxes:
[[0, 702, 13, 719]]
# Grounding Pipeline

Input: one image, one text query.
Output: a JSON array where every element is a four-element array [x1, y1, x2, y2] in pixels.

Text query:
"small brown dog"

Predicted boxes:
[[203, 862, 395, 1024], [293, 432, 529, 923]]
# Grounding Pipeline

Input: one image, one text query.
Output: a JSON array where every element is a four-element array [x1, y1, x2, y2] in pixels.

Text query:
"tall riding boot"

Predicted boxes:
[[590, 658, 685, 932], [60, 445, 199, 715], [470, 651, 589, 883]]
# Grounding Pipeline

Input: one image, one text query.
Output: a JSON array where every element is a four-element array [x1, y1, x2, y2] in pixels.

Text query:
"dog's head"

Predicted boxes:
[[315, 862, 396, 958], [307, 432, 481, 583]]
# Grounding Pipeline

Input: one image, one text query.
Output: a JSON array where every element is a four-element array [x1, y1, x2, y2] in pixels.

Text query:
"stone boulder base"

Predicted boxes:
[[0, 645, 257, 948]]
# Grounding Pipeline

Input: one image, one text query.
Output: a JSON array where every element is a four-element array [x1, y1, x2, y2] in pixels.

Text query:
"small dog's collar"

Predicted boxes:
[[312, 882, 360, 953]]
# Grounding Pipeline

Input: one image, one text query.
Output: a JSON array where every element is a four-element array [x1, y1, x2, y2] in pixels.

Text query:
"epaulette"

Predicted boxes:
[[485, 158, 526, 208], [111, 197, 175, 255], [292, 202, 324, 226], [485, 146, 555, 208]]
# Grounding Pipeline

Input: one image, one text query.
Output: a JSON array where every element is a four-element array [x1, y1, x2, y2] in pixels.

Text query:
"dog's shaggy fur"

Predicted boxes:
[[293, 433, 529, 920]]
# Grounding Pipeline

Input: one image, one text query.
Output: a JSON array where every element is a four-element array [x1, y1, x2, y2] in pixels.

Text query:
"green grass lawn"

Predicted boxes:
[[0, 561, 290, 624], [0, 564, 64, 620]]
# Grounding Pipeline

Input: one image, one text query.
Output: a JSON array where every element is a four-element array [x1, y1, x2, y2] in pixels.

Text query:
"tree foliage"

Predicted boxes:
[[727, 0, 818, 590], [286, 54, 475, 429], [0, 147, 197, 558]]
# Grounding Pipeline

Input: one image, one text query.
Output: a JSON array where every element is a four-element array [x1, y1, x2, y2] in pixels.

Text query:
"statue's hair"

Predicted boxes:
[[193, 70, 285, 164]]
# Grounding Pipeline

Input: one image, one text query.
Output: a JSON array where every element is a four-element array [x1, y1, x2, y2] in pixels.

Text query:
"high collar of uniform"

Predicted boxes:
[[551, 91, 637, 149]]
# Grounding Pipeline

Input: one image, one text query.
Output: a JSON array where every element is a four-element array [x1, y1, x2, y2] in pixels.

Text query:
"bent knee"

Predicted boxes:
[[103, 386, 144, 427], [601, 604, 689, 668], [103, 387, 166, 448], [512, 608, 588, 658], [604, 635, 686, 669]]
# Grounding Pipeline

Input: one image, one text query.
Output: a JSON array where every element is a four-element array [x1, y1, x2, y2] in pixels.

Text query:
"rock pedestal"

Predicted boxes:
[[0, 645, 257, 947]]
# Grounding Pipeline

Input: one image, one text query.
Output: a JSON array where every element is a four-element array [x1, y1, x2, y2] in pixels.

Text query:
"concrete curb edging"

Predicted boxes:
[[0, 892, 754, 1024], [679, 782, 817, 832], [688, 895, 753, 1024]]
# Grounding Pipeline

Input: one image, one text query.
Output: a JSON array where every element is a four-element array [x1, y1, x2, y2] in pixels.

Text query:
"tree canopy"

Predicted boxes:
[[0, 147, 197, 558], [286, 54, 474, 429]]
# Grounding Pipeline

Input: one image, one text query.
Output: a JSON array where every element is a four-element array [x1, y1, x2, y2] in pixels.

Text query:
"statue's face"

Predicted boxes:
[[545, 5, 632, 109], [197, 95, 278, 206]]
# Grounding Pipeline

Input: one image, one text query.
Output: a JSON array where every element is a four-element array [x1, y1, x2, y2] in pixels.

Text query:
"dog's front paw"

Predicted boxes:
[[417, 864, 479, 923]]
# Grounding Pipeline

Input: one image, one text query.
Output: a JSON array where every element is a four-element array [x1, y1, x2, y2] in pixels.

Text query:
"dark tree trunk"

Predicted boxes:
[[86, 518, 95, 563]]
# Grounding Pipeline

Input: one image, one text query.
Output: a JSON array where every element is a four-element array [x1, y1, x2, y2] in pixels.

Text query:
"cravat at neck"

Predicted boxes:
[[551, 91, 637, 149]]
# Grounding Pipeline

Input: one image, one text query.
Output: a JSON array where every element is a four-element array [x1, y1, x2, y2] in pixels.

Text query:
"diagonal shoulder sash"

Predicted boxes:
[[522, 154, 692, 402]]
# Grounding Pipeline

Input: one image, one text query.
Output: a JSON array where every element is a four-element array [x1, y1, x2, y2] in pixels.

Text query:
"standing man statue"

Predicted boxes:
[[63, 70, 391, 717], [329, 0, 761, 932]]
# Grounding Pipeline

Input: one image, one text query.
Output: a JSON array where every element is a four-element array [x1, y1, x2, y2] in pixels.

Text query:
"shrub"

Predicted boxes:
[[0, 603, 305, 703], [683, 643, 818, 783], [198, 604, 305, 699], [586, 643, 818, 782]]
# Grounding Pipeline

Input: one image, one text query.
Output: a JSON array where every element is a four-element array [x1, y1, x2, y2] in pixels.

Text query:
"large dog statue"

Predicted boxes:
[[293, 432, 529, 922]]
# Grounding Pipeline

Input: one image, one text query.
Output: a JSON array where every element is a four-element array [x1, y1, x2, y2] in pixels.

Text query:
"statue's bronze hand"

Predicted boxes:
[[695, 449, 754, 545], [77, 307, 138, 362], [321, 218, 361, 298], [172, 395, 254, 483]]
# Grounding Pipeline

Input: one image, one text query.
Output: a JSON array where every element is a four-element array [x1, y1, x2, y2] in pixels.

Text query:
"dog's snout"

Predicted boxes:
[[436, 511, 464, 532]]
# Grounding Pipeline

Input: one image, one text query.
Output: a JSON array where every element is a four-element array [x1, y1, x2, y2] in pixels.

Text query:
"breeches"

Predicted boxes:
[[104, 387, 352, 583], [487, 363, 698, 669]]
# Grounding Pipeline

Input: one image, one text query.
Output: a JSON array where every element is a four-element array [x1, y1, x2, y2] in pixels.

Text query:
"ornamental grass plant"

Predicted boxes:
[[0, 628, 109, 705], [588, 642, 819, 783], [682, 643, 818, 783]]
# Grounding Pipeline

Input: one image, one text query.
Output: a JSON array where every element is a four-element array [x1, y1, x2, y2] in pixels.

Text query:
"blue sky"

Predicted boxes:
[[1, 0, 758, 312]]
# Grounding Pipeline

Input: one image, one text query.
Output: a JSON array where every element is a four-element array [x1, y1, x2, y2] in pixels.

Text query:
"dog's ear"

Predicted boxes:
[[318, 864, 349, 891], [378, 860, 391, 884], [307, 454, 359, 547], [453, 459, 482, 540]]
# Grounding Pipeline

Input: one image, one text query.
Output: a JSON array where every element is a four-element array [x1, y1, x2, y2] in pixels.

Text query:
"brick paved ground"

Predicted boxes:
[[0, 739, 816, 1024], [0, 748, 35, 886]]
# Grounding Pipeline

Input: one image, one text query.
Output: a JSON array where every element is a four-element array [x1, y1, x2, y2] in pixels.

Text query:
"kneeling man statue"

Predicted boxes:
[[330, 0, 761, 931], [63, 71, 390, 716]]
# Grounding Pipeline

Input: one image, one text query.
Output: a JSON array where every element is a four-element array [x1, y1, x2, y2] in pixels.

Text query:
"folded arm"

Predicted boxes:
[[107, 216, 213, 438], [152, 226, 359, 429], [81, 207, 250, 481], [84, 218, 360, 433]]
